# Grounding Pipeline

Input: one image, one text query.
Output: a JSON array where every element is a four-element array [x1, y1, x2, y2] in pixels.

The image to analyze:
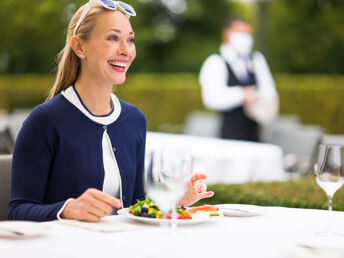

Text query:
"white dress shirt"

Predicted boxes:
[[199, 44, 278, 112]]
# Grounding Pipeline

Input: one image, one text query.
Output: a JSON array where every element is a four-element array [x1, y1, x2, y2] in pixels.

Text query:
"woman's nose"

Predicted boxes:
[[118, 41, 129, 56]]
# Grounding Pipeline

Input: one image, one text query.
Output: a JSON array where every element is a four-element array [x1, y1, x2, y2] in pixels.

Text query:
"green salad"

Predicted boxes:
[[128, 195, 163, 218], [128, 195, 220, 220]]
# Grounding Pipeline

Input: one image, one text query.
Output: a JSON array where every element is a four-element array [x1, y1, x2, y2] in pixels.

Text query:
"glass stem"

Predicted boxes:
[[171, 205, 177, 236], [327, 195, 333, 234], [160, 213, 169, 232]]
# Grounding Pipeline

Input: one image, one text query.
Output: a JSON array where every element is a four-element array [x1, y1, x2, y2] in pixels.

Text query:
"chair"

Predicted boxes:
[[0, 127, 14, 154], [8, 109, 31, 142], [0, 116, 14, 154], [268, 125, 323, 173], [322, 135, 344, 146], [260, 115, 302, 143], [0, 155, 12, 220]]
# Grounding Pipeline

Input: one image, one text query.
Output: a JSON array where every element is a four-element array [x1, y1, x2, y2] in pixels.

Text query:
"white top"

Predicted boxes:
[[56, 86, 123, 219], [199, 44, 278, 111], [62, 86, 121, 125]]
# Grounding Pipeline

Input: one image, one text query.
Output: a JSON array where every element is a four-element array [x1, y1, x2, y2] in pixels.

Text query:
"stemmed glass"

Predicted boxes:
[[145, 143, 192, 235], [314, 144, 344, 236], [161, 143, 193, 233]]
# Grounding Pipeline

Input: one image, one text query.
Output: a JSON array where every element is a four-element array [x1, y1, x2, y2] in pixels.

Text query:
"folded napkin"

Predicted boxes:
[[0, 221, 49, 238], [55, 219, 142, 232]]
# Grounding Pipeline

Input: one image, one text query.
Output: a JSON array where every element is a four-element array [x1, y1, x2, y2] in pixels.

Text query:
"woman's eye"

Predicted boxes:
[[128, 38, 135, 43], [108, 35, 118, 41]]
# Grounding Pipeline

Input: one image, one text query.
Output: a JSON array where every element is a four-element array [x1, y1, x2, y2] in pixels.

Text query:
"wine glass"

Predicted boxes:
[[161, 143, 193, 233], [145, 144, 192, 235], [145, 150, 173, 218], [314, 144, 344, 236]]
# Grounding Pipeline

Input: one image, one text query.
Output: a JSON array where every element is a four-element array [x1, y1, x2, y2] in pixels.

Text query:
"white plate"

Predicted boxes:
[[215, 204, 262, 217], [117, 208, 215, 225], [0, 221, 49, 238]]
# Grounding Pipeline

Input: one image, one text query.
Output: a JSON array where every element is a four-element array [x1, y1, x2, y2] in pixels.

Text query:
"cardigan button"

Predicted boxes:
[[103, 125, 107, 130]]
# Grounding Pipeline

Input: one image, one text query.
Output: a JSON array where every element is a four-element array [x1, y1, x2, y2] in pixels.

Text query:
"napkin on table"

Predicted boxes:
[[55, 218, 143, 232]]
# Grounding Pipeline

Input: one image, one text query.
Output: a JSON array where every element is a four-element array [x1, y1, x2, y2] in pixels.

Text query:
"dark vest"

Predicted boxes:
[[220, 55, 259, 141]]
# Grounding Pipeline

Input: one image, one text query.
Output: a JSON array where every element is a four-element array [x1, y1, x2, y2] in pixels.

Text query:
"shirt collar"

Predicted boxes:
[[220, 44, 251, 62], [61, 85, 121, 125]]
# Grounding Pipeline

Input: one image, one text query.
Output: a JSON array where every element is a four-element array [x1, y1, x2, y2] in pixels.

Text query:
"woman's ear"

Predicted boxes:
[[70, 36, 86, 59]]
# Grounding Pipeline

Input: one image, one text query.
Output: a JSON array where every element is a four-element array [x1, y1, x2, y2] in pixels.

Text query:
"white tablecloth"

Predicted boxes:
[[146, 132, 287, 184], [1, 207, 344, 258]]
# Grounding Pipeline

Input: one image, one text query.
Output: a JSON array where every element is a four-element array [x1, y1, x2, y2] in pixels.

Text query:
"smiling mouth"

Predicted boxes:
[[108, 60, 126, 69]]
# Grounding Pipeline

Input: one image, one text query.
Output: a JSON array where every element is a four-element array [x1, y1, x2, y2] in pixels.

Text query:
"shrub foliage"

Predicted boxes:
[[1, 73, 344, 133], [195, 176, 344, 211]]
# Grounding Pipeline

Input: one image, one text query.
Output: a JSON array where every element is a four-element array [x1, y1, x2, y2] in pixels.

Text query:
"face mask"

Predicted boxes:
[[229, 32, 254, 56]]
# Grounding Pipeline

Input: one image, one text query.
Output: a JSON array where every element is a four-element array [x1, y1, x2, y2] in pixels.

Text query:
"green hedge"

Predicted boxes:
[[195, 176, 344, 211], [276, 74, 344, 134], [1, 73, 344, 133], [0, 74, 52, 112]]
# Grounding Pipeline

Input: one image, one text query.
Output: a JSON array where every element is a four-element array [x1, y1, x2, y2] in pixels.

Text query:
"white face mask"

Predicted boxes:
[[229, 32, 254, 56]]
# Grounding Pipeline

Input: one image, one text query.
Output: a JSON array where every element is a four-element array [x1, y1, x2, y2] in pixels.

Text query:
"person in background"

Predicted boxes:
[[199, 16, 278, 141], [9, 0, 213, 222]]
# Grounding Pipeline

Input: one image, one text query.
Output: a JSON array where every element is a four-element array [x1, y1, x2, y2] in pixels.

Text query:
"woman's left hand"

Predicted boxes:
[[177, 173, 214, 207]]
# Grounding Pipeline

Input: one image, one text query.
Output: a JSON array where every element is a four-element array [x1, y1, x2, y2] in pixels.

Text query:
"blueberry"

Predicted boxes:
[[141, 207, 148, 213]]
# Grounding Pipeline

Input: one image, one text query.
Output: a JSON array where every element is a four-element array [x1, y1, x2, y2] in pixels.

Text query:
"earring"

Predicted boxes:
[[79, 54, 84, 59]]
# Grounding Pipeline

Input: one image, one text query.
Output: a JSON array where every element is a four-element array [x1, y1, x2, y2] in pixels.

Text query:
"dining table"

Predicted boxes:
[[146, 132, 288, 184], [1, 206, 344, 258]]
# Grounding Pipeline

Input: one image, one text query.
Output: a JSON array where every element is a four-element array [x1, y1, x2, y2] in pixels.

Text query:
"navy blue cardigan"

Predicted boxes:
[[8, 94, 146, 221]]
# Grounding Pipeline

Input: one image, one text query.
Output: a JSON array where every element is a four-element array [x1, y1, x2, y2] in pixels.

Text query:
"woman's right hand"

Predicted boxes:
[[61, 188, 121, 222]]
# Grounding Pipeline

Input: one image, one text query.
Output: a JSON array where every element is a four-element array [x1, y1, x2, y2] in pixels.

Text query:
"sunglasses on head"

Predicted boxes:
[[73, 0, 136, 36]]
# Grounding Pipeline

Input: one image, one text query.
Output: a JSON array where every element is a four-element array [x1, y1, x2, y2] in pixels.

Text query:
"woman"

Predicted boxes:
[[8, 0, 213, 222]]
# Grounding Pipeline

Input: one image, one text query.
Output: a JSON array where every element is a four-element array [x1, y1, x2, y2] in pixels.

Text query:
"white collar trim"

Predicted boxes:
[[61, 86, 121, 125]]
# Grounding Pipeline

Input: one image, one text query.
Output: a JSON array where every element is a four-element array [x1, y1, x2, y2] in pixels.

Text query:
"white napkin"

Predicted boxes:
[[244, 95, 279, 127], [55, 219, 142, 232], [0, 221, 49, 238]]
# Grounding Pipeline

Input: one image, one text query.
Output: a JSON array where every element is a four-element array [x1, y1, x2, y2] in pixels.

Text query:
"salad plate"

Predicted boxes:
[[118, 208, 215, 225], [215, 204, 263, 217]]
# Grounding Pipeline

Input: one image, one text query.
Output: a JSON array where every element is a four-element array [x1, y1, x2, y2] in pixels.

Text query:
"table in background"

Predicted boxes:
[[146, 132, 288, 184], [1, 207, 344, 258]]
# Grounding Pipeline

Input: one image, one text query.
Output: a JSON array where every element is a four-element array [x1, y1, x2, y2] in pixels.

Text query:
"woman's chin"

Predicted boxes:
[[111, 76, 126, 85]]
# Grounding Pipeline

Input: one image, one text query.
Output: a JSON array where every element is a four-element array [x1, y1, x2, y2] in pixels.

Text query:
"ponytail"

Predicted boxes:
[[48, 2, 108, 99]]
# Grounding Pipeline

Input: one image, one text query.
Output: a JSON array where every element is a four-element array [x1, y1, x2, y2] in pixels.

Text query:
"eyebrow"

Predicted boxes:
[[109, 29, 135, 35]]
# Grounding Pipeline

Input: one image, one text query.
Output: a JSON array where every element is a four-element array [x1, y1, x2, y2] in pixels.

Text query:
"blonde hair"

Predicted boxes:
[[48, 2, 118, 99]]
